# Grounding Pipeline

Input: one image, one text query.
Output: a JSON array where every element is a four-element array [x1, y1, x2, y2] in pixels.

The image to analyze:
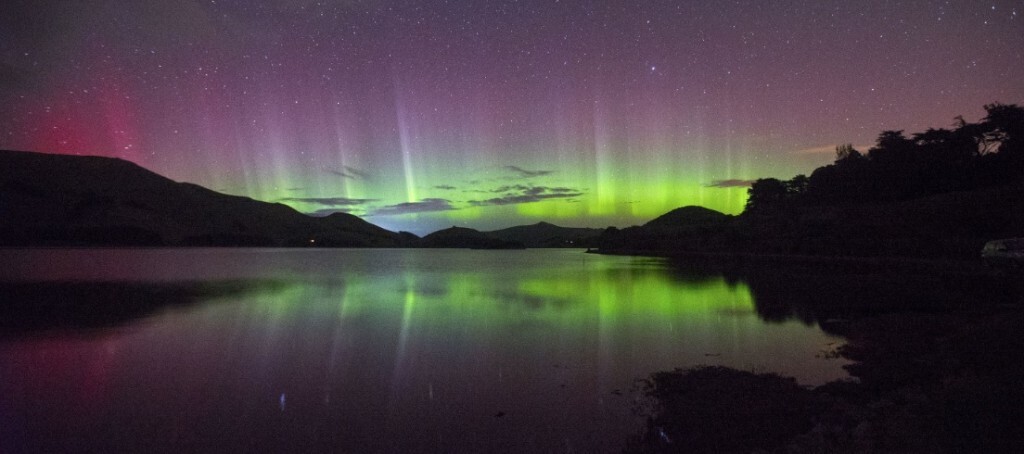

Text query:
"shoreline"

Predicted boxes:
[[589, 248, 1018, 277], [618, 249, 1024, 452]]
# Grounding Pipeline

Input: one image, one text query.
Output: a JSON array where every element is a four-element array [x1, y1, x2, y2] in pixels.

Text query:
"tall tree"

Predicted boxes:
[[745, 178, 789, 213]]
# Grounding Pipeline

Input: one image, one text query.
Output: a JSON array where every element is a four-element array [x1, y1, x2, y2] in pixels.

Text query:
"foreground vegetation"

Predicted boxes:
[[620, 105, 1024, 452], [625, 264, 1024, 453], [599, 103, 1024, 260], [627, 310, 1024, 453]]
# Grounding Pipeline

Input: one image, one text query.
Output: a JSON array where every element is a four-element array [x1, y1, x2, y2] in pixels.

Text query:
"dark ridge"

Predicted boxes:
[[644, 205, 731, 228], [420, 226, 525, 249], [0, 149, 415, 247], [484, 221, 602, 248], [596, 103, 1024, 261]]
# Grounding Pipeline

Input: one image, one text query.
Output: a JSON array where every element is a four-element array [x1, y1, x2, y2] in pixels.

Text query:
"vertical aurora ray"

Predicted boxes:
[[330, 101, 363, 205], [590, 89, 617, 216], [389, 272, 418, 409], [2, 1, 1020, 232], [392, 78, 419, 205], [0, 249, 860, 451]]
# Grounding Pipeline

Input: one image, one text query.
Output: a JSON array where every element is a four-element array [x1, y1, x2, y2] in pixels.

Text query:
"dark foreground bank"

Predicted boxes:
[[624, 263, 1024, 453]]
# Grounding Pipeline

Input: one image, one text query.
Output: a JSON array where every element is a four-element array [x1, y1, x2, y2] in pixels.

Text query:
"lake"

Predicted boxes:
[[0, 248, 849, 453]]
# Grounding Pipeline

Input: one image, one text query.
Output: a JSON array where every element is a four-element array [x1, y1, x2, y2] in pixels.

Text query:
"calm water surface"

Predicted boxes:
[[0, 248, 848, 453]]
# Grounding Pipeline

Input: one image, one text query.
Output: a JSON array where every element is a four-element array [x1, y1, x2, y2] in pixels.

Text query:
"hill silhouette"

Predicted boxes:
[[598, 183, 1024, 261], [0, 150, 414, 247], [644, 206, 732, 228], [484, 221, 602, 247], [597, 205, 734, 253], [420, 226, 525, 249], [597, 103, 1024, 260], [8, 99, 1022, 258]]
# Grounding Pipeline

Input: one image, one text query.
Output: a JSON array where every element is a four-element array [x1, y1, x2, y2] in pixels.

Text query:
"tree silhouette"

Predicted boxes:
[[745, 178, 790, 213], [745, 103, 1024, 213], [834, 143, 863, 163]]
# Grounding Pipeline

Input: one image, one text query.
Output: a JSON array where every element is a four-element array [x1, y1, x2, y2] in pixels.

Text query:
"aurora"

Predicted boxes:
[[1, 1, 1021, 234]]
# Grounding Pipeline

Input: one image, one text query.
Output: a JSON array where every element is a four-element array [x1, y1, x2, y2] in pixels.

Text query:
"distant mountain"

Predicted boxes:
[[644, 206, 732, 229], [597, 206, 734, 253], [420, 226, 525, 249], [593, 103, 1024, 260], [484, 221, 602, 248], [0, 149, 415, 247], [596, 187, 1024, 259]]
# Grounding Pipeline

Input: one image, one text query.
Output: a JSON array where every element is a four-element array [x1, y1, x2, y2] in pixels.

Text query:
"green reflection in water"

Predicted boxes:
[[200, 251, 845, 386], [0, 250, 849, 453]]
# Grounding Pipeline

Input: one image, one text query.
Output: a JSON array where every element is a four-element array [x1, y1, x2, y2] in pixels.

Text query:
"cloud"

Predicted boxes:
[[706, 179, 757, 188], [546, 187, 577, 193], [370, 198, 458, 216], [469, 185, 584, 206], [307, 208, 357, 217], [504, 165, 554, 178], [434, 184, 457, 190], [278, 197, 378, 207], [326, 169, 356, 178], [489, 184, 577, 194], [326, 165, 372, 180], [791, 144, 871, 155], [343, 166, 371, 179], [491, 184, 525, 193]]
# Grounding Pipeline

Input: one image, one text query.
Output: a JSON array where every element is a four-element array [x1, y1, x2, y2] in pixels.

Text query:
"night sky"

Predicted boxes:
[[2, 1, 1022, 234]]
